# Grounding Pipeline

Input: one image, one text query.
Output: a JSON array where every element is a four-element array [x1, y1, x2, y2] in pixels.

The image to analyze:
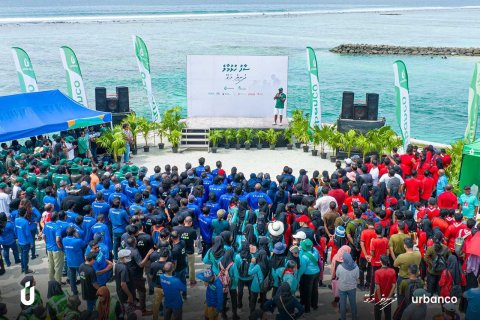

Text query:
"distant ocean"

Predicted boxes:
[[1, 0, 480, 143]]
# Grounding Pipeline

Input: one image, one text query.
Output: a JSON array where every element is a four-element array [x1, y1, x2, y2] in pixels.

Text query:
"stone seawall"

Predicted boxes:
[[330, 44, 480, 56]]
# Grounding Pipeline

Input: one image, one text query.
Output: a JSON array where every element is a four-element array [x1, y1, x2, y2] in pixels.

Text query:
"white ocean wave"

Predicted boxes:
[[1, 6, 479, 24]]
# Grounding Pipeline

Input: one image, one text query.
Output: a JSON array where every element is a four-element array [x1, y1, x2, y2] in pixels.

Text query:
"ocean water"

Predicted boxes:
[[0, 0, 480, 143]]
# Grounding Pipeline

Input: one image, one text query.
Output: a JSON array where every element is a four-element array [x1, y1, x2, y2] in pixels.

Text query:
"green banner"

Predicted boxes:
[[11, 47, 39, 93], [464, 62, 480, 143], [59, 46, 89, 108], [306, 47, 321, 129], [393, 60, 411, 149], [133, 36, 161, 122]]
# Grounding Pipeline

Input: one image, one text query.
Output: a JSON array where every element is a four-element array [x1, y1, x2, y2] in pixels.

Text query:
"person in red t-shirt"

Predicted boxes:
[[389, 212, 408, 237], [404, 170, 422, 211], [437, 185, 458, 210], [328, 181, 346, 209], [370, 225, 389, 296], [425, 198, 440, 221], [445, 213, 467, 252], [374, 255, 397, 320], [399, 148, 415, 177], [420, 170, 435, 204], [344, 186, 367, 214], [360, 219, 377, 290], [441, 149, 451, 168], [432, 209, 449, 235], [415, 156, 431, 179]]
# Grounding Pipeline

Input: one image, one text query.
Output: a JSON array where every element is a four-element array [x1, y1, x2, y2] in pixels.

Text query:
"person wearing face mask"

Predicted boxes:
[[115, 249, 136, 315]]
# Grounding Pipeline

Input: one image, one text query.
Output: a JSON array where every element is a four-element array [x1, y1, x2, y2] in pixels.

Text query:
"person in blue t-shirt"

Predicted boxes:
[[99, 180, 115, 201], [247, 184, 273, 210], [209, 176, 227, 201], [82, 205, 96, 242], [197, 268, 224, 319], [109, 198, 130, 260], [87, 239, 113, 286], [43, 186, 59, 212], [0, 212, 20, 266], [43, 212, 64, 282], [56, 181, 68, 208], [187, 195, 201, 228], [195, 157, 206, 177], [199, 207, 214, 259], [124, 178, 139, 206], [160, 262, 186, 320], [205, 193, 221, 218], [108, 184, 129, 210], [129, 193, 147, 216], [90, 214, 112, 253], [65, 202, 79, 223], [91, 192, 110, 220], [218, 185, 234, 211], [14, 207, 34, 273], [62, 226, 86, 295]]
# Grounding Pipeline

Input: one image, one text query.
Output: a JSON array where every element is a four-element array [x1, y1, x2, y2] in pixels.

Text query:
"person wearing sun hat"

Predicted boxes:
[[298, 238, 320, 313], [271, 242, 287, 295], [268, 220, 285, 238]]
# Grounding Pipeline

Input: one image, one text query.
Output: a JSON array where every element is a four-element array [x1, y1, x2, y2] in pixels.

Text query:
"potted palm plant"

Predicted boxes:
[[122, 112, 140, 155], [209, 130, 223, 153], [311, 126, 321, 156], [298, 130, 310, 152], [244, 128, 254, 150], [327, 129, 342, 162], [168, 129, 182, 153], [290, 109, 308, 148], [317, 124, 334, 159], [235, 129, 245, 150], [256, 130, 266, 149], [224, 128, 235, 149], [265, 128, 280, 150], [283, 126, 294, 150], [97, 125, 127, 163], [155, 121, 167, 149], [356, 133, 377, 161], [138, 117, 153, 152], [339, 129, 358, 158]]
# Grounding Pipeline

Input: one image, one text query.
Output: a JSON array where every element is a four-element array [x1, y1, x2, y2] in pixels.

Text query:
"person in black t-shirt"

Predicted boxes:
[[125, 236, 154, 316], [135, 223, 154, 295], [173, 216, 198, 286], [150, 247, 169, 320], [115, 249, 135, 315], [79, 252, 100, 312], [170, 230, 187, 299]]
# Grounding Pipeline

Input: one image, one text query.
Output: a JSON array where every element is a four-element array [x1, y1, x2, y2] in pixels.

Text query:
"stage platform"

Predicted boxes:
[[183, 117, 289, 130]]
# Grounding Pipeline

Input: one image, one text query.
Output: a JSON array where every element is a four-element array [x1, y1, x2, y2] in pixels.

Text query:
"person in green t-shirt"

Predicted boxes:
[[77, 129, 90, 159], [273, 87, 286, 126]]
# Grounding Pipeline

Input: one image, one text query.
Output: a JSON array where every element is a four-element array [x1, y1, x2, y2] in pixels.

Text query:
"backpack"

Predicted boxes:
[[348, 220, 366, 250], [239, 258, 250, 278], [405, 279, 422, 305], [454, 234, 468, 256], [219, 261, 233, 293], [381, 222, 391, 238], [334, 233, 347, 249], [260, 270, 274, 293], [340, 216, 351, 228], [432, 250, 447, 273]]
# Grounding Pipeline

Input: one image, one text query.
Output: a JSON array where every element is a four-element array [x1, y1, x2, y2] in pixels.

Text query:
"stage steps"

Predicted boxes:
[[180, 128, 209, 151]]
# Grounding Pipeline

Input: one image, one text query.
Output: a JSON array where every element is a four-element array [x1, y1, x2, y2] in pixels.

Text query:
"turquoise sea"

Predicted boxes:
[[0, 0, 480, 143]]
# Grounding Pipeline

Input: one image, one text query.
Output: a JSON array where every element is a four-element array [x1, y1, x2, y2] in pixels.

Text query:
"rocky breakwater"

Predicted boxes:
[[330, 44, 480, 56]]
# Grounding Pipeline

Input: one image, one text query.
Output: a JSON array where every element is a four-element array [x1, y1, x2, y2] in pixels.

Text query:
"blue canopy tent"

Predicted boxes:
[[0, 90, 111, 142]]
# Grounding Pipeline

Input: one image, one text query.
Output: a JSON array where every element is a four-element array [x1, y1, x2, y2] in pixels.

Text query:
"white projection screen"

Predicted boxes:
[[187, 55, 288, 118]]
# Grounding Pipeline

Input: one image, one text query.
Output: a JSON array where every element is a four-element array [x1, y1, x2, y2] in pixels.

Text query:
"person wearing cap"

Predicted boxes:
[[79, 251, 100, 311], [292, 230, 306, 247], [458, 185, 479, 219], [115, 249, 136, 315], [297, 238, 320, 313], [161, 261, 187, 320], [63, 136, 76, 160], [273, 87, 286, 126], [295, 215, 315, 245], [197, 267, 225, 320]]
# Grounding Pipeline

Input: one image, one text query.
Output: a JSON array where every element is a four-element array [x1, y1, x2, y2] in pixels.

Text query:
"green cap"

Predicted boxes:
[[59, 159, 67, 165], [82, 158, 91, 165], [26, 187, 35, 194], [120, 164, 129, 173], [130, 165, 139, 174], [65, 136, 75, 143], [73, 157, 82, 163], [14, 155, 24, 160], [300, 238, 313, 252], [15, 177, 24, 183], [34, 153, 41, 158], [111, 163, 118, 171], [0, 183, 7, 189], [19, 170, 27, 177]]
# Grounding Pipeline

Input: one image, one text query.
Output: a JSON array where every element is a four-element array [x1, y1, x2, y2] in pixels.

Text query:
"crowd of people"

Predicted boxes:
[[0, 133, 479, 320]]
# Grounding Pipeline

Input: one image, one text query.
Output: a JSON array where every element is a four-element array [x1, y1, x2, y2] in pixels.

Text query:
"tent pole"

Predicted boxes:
[[110, 121, 113, 130]]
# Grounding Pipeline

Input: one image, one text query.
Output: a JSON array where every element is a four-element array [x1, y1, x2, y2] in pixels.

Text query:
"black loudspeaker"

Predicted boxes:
[[107, 97, 119, 113], [116, 86, 130, 113], [366, 93, 379, 120], [337, 118, 386, 134], [341, 91, 354, 119], [95, 87, 107, 112], [353, 104, 368, 120], [112, 112, 131, 126]]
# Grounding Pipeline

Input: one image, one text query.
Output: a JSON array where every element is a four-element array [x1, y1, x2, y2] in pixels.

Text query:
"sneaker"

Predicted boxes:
[[278, 123, 283, 126], [25, 269, 35, 274], [272, 122, 277, 125]]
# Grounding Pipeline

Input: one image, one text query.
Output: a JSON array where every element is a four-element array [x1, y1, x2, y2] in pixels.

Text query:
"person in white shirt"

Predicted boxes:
[[0, 183, 11, 214], [379, 170, 404, 186], [314, 186, 338, 217], [64, 136, 76, 161], [370, 159, 379, 187], [11, 178, 23, 200]]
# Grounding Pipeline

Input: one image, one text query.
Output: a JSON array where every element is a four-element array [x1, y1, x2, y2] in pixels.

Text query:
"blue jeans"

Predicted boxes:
[[175, 268, 187, 297], [86, 298, 97, 311], [2, 242, 20, 266], [405, 201, 415, 212], [30, 230, 37, 258], [113, 233, 123, 261], [339, 288, 357, 320], [19, 244, 30, 272], [123, 143, 130, 163], [68, 267, 79, 295]]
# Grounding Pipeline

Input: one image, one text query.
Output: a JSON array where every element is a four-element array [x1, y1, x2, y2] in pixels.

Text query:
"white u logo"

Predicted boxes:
[[21, 281, 35, 306]]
